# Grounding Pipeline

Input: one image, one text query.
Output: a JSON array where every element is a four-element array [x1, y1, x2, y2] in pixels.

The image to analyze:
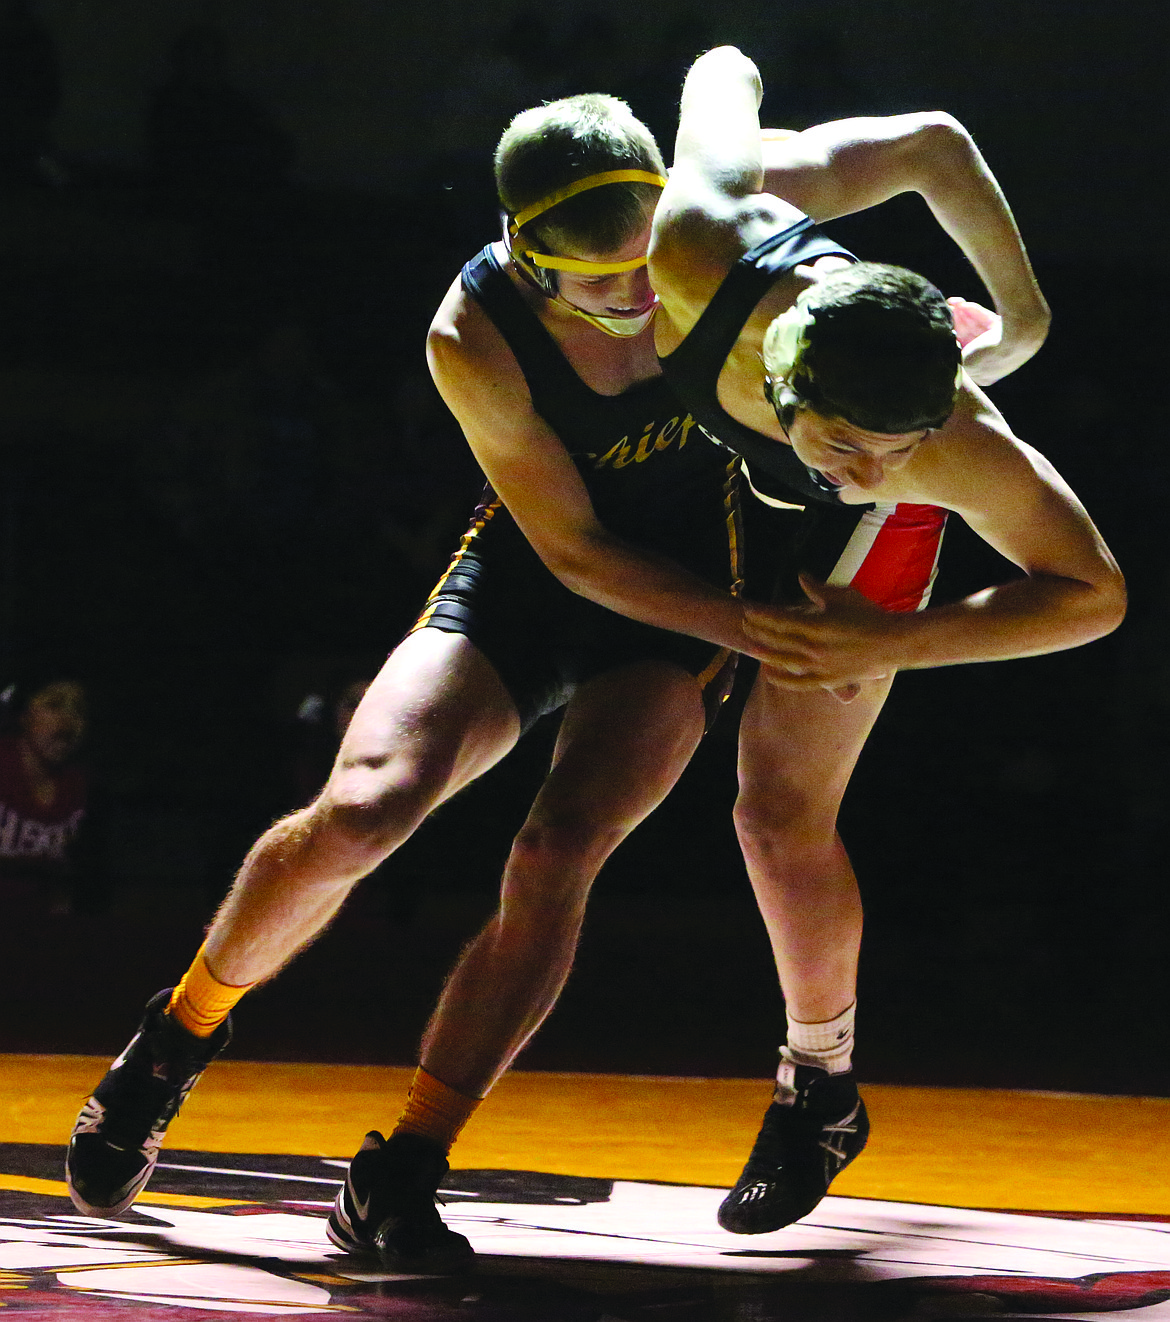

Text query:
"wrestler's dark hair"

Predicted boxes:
[[495, 94, 665, 257], [792, 263, 961, 434]]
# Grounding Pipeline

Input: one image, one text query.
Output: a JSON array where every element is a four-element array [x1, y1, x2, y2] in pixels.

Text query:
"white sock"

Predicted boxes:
[[775, 1002, 855, 1102]]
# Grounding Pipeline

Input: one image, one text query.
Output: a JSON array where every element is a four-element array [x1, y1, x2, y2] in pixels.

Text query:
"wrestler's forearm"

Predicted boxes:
[[895, 572, 1125, 669], [760, 113, 1049, 380], [907, 118, 1050, 374], [543, 529, 755, 656]]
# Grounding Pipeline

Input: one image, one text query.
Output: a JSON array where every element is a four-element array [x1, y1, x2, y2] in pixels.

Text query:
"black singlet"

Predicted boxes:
[[462, 244, 739, 558], [659, 217, 856, 508], [410, 245, 741, 732]]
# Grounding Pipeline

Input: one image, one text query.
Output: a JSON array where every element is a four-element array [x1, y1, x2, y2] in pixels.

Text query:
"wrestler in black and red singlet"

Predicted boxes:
[[662, 218, 948, 615]]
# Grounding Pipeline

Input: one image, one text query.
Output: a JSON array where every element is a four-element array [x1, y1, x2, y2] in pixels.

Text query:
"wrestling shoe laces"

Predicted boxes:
[[66, 989, 231, 1217], [717, 1062, 869, 1234], [327, 1130, 474, 1272]]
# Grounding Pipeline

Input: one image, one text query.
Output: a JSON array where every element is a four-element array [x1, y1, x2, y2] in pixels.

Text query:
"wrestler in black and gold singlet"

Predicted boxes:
[[410, 245, 742, 731]]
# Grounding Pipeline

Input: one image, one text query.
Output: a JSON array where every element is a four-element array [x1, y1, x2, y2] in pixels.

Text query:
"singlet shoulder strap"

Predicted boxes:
[[460, 246, 584, 401], [656, 218, 856, 508], [661, 217, 854, 387]]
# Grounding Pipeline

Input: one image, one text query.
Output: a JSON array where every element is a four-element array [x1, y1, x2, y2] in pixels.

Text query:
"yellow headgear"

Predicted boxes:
[[504, 169, 667, 336], [506, 169, 667, 275]]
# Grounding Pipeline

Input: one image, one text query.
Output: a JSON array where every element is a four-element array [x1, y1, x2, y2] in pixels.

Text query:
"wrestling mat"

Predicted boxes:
[[2, 1141, 1169, 1320]]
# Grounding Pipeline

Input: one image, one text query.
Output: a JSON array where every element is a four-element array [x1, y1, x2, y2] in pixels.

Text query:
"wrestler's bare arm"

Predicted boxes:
[[650, 47, 800, 345], [652, 46, 1048, 382], [427, 275, 755, 657], [759, 114, 1049, 384], [742, 390, 1126, 686]]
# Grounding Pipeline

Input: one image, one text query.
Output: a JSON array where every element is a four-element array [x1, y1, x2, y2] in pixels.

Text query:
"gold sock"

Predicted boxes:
[[168, 945, 254, 1038], [392, 1068, 480, 1153]]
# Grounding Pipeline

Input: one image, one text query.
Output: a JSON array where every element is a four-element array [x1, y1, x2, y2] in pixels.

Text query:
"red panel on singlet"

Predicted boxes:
[[833, 503, 948, 614]]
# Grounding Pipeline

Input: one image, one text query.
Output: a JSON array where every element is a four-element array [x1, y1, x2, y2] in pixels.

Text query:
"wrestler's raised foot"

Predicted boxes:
[[327, 1131, 474, 1272], [718, 1064, 868, 1233], [66, 989, 231, 1216]]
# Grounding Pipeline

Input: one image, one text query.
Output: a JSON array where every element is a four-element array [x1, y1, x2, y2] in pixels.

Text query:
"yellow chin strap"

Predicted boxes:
[[508, 169, 666, 275]]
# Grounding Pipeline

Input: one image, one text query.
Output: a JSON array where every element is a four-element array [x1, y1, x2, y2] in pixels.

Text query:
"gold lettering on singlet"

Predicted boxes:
[[630, 421, 659, 465], [593, 436, 632, 468], [589, 414, 697, 471], [650, 415, 684, 456]]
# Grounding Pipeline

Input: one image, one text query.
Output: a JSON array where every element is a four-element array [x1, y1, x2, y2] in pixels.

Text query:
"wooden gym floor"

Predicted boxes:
[[1, 1054, 1169, 1319]]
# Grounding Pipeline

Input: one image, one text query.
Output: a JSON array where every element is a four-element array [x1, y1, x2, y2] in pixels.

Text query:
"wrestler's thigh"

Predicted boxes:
[[537, 660, 706, 827], [737, 672, 895, 822], [330, 627, 521, 803]]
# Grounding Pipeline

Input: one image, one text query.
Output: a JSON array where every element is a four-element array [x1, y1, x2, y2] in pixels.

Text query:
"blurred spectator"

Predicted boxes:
[[0, 0, 63, 186], [146, 20, 294, 197], [0, 670, 108, 915]]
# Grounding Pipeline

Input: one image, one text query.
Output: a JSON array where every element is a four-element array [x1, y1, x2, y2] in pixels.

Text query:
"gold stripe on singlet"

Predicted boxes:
[[409, 498, 502, 633]]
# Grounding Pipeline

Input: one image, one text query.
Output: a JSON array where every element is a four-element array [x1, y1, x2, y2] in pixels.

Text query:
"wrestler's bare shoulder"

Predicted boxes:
[[879, 385, 1051, 515], [650, 191, 806, 323], [428, 268, 517, 384]]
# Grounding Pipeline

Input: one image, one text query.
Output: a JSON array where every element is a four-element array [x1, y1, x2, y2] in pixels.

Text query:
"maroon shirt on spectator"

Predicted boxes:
[[0, 734, 87, 883]]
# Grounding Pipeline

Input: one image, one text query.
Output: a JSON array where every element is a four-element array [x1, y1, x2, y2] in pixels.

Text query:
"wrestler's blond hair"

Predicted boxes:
[[495, 94, 665, 256]]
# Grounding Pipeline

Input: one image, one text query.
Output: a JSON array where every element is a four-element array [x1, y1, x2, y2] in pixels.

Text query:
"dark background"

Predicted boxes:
[[1, 0, 1167, 1095]]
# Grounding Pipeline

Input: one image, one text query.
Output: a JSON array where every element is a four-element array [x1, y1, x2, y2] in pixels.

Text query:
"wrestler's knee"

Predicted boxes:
[[312, 752, 451, 862], [733, 780, 836, 858], [507, 808, 624, 906]]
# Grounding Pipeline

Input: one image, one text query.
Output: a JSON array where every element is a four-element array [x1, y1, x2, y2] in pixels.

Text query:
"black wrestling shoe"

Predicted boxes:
[[718, 1064, 869, 1234], [66, 989, 231, 1216], [327, 1131, 474, 1272]]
